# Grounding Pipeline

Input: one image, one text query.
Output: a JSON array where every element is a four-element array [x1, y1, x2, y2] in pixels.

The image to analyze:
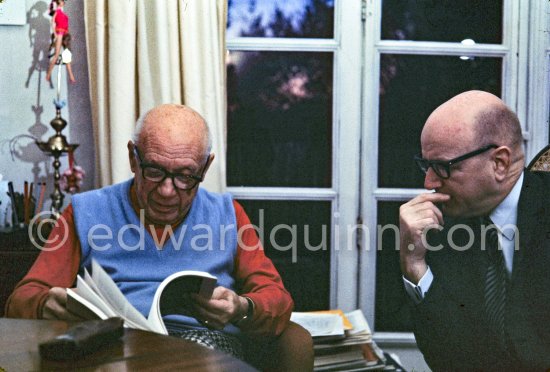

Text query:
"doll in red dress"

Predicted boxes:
[[46, 0, 74, 83]]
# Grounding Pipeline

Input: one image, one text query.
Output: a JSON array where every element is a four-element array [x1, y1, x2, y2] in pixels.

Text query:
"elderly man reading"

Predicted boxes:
[[6, 104, 313, 370]]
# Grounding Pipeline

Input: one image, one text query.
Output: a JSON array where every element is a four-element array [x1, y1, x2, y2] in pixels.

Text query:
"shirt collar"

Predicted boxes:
[[489, 171, 524, 240]]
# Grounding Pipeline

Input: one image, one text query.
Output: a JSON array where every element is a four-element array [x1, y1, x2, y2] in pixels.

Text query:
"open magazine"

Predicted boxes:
[[66, 259, 217, 335]]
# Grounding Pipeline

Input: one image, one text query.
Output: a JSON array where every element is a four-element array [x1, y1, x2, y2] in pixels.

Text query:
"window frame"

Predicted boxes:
[[361, 0, 550, 342], [225, 0, 550, 343], [226, 0, 364, 310]]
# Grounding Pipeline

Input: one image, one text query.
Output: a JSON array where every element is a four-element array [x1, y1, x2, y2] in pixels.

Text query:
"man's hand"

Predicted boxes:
[[190, 286, 249, 330], [42, 287, 85, 321], [399, 193, 450, 284]]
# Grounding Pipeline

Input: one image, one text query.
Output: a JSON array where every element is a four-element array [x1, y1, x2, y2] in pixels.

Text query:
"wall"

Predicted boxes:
[[0, 0, 94, 220]]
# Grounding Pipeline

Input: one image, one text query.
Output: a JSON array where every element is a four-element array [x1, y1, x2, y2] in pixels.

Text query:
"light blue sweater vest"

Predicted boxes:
[[72, 179, 238, 332]]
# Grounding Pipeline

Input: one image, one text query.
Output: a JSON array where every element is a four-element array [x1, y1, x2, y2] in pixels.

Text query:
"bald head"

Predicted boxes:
[[133, 104, 212, 159], [424, 90, 523, 153]]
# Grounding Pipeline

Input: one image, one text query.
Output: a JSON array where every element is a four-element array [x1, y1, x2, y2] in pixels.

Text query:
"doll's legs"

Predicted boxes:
[[66, 62, 75, 83], [46, 33, 63, 82]]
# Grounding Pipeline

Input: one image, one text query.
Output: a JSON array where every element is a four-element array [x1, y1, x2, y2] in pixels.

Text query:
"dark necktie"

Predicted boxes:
[[482, 217, 507, 341]]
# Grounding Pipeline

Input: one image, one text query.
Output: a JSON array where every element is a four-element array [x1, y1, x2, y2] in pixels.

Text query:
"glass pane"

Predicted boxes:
[[381, 0, 503, 44], [236, 200, 331, 311], [375, 201, 414, 332], [227, 51, 333, 187], [228, 0, 335, 38], [378, 55, 502, 188]]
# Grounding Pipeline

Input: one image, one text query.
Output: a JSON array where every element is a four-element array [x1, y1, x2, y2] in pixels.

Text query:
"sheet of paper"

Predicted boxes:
[[74, 275, 118, 317], [290, 312, 344, 337], [344, 309, 372, 335], [90, 260, 151, 331]]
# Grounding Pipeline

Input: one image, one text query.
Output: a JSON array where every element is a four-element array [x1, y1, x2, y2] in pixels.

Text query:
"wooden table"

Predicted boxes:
[[0, 318, 257, 371]]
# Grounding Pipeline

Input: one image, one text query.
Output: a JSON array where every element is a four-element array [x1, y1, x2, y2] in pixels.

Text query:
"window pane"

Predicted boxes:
[[227, 51, 333, 187], [228, 0, 335, 38], [236, 200, 331, 311], [382, 0, 503, 44], [375, 201, 414, 332], [378, 55, 502, 188]]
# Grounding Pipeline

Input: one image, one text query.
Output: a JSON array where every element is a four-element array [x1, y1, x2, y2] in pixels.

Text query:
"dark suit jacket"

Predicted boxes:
[[413, 171, 550, 371]]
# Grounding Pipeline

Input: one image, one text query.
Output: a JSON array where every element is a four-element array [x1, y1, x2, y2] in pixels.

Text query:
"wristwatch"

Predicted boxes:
[[234, 296, 254, 326]]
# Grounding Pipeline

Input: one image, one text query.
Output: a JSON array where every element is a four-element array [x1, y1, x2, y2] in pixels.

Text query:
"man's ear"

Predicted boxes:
[[493, 146, 512, 181], [128, 141, 137, 174], [200, 153, 215, 180]]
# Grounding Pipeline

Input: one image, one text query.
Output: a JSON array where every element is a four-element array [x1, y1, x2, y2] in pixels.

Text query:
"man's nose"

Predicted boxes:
[[157, 176, 178, 196], [424, 167, 442, 190]]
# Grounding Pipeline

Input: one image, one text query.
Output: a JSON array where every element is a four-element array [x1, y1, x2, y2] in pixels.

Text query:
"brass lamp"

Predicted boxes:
[[35, 106, 79, 217]]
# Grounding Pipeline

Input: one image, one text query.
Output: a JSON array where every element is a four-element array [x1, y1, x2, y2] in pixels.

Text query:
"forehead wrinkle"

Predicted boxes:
[[138, 109, 208, 166], [138, 104, 208, 152], [142, 145, 204, 171]]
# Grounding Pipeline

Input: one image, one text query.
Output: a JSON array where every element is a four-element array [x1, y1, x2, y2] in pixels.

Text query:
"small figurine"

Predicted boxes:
[[60, 149, 85, 194], [46, 0, 75, 83]]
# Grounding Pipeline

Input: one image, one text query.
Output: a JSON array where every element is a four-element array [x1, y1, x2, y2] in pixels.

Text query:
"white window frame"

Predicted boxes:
[[225, 0, 549, 344], [361, 0, 550, 344], [226, 1, 364, 310]]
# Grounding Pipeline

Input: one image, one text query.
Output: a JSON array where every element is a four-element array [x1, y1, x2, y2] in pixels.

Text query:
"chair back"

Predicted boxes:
[[527, 144, 550, 171]]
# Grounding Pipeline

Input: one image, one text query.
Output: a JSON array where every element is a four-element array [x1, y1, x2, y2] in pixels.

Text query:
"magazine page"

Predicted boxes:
[[306, 309, 353, 330], [78, 274, 119, 317], [290, 312, 344, 338], [147, 270, 217, 335], [66, 287, 109, 320], [90, 260, 151, 331], [345, 309, 372, 335], [67, 275, 119, 319]]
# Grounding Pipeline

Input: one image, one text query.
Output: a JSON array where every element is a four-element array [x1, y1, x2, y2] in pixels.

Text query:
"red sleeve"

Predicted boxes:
[[5, 205, 81, 318], [232, 201, 294, 336]]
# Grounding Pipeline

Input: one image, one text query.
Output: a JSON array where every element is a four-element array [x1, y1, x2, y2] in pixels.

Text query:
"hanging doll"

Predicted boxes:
[[46, 0, 75, 83]]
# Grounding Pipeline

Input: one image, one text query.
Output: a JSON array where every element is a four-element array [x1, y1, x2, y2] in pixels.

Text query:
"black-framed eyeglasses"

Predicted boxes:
[[414, 144, 498, 179], [133, 145, 208, 190]]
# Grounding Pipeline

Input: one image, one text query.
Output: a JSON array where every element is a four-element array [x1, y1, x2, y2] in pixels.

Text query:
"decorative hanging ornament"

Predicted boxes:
[[59, 148, 85, 194]]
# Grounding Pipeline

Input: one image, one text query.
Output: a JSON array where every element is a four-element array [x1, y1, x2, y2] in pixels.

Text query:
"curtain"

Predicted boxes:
[[83, 0, 227, 192]]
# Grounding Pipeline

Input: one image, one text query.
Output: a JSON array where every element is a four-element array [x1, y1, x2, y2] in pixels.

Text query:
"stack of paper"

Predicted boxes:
[[291, 309, 391, 371]]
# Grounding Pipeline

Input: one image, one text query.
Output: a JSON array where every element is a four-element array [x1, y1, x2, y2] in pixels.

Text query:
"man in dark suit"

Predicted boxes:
[[399, 90, 550, 370]]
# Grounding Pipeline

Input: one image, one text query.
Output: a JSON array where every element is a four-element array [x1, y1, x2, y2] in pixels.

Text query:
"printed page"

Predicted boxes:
[[306, 309, 353, 330], [147, 270, 217, 335], [73, 275, 118, 318], [66, 287, 109, 320], [290, 312, 344, 337], [90, 260, 151, 331], [345, 309, 372, 335]]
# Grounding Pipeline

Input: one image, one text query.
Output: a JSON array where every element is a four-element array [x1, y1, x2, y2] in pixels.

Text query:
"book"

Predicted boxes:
[[290, 311, 345, 338], [291, 309, 387, 371], [66, 259, 217, 335]]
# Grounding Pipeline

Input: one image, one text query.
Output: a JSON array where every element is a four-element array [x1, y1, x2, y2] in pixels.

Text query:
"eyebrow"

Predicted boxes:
[[151, 163, 199, 175], [139, 157, 200, 174], [135, 146, 204, 174]]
